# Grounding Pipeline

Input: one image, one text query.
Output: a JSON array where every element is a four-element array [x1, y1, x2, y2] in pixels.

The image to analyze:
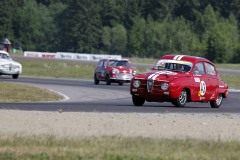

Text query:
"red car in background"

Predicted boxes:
[[94, 58, 136, 85], [130, 55, 228, 108]]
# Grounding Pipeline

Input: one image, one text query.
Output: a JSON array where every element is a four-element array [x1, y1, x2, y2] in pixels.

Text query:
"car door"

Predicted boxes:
[[191, 62, 209, 101], [204, 62, 218, 100], [96, 60, 106, 80]]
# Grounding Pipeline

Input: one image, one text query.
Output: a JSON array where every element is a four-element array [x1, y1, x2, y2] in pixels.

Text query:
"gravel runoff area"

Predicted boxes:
[[1, 110, 240, 141]]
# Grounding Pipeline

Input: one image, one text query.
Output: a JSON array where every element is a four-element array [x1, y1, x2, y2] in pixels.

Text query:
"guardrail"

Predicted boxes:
[[24, 51, 122, 61]]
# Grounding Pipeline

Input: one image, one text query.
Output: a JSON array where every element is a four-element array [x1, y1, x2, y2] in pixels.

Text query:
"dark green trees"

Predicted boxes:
[[1, 0, 240, 63], [58, 0, 102, 53]]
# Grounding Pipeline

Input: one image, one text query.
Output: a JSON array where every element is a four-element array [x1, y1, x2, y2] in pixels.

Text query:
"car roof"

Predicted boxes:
[[102, 58, 130, 61], [160, 54, 213, 65]]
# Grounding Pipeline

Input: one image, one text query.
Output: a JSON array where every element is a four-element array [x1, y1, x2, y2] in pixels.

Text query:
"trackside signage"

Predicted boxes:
[[24, 51, 121, 61]]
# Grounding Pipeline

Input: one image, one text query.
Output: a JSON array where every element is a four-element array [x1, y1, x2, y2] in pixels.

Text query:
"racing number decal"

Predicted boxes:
[[198, 81, 206, 96]]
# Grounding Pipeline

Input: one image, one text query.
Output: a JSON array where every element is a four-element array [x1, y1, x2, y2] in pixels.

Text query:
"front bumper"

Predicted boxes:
[[111, 73, 133, 82], [131, 88, 172, 102], [0, 66, 21, 75]]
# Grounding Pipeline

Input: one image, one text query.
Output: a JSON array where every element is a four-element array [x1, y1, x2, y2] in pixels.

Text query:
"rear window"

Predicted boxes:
[[205, 63, 216, 75]]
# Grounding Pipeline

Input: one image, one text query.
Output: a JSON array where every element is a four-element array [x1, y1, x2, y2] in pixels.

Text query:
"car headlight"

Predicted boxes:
[[133, 80, 141, 88], [161, 82, 169, 90], [112, 69, 118, 74], [133, 70, 137, 75]]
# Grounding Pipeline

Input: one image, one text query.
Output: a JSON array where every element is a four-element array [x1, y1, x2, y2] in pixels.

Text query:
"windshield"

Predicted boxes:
[[0, 53, 11, 60], [153, 59, 192, 72], [109, 60, 131, 68]]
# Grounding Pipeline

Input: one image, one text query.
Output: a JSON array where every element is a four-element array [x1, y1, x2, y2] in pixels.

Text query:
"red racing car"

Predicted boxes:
[[94, 58, 136, 85], [130, 55, 228, 108]]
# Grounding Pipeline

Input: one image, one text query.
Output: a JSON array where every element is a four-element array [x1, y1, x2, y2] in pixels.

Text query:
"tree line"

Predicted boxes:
[[1, 0, 240, 63]]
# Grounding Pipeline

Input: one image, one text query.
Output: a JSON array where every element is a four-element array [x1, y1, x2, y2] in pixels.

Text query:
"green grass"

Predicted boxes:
[[0, 82, 62, 102], [18, 59, 95, 79], [0, 135, 240, 160], [220, 74, 240, 89], [216, 63, 240, 70], [129, 57, 157, 64]]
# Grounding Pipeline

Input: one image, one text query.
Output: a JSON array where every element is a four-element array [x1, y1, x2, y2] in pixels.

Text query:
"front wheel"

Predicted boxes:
[[12, 74, 19, 79], [210, 94, 223, 108], [106, 75, 111, 85], [132, 95, 145, 106], [94, 74, 99, 85], [172, 89, 187, 107]]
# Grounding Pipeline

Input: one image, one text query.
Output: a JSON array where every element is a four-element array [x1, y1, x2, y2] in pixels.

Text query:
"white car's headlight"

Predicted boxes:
[[133, 80, 141, 88], [161, 82, 169, 90]]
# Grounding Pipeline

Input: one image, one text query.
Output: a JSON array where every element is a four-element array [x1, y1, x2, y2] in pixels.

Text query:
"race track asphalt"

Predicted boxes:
[[0, 76, 239, 113]]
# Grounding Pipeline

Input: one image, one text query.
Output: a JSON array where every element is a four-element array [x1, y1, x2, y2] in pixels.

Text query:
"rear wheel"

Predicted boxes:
[[172, 89, 187, 107], [12, 74, 19, 79], [106, 75, 111, 85], [94, 74, 99, 85], [132, 95, 145, 106], [210, 94, 223, 108]]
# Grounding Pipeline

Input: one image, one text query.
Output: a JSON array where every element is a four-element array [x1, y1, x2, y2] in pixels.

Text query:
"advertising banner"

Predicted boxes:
[[24, 51, 122, 61]]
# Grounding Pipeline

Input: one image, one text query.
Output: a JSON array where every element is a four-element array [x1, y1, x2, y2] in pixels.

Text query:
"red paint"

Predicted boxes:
[[130, 55, 228, 108]]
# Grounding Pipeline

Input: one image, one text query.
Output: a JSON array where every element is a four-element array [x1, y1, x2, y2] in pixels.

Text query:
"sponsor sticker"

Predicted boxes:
[[194, 77, 200, 82]]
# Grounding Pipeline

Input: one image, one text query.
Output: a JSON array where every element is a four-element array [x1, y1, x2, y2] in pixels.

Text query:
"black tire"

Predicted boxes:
[[118, 82, 123, 86], [12, 74, 19, 79], [172, 89, 187, 107], [106, 75, 111, 85], [132, 95, 145, 106], [210, 94, 223, 108], [94, 74, 99, 85]]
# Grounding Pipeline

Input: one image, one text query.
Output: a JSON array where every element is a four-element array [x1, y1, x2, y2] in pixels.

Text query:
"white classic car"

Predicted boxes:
[[0, 50, 22, 79]]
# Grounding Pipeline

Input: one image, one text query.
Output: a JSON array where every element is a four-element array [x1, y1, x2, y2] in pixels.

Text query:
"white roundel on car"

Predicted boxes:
[[148, 71, 177, 80], [200, 81, 206, 96]]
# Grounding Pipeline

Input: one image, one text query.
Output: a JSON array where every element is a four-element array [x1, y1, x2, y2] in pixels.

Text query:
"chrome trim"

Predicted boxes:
[[147, 79, 153, 92]]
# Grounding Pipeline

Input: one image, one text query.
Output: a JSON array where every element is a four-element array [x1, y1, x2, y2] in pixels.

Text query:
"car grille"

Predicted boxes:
[[137, 80, 166, 93], [8, 65, 18, 69], [147, 79, 153, 92], [116, 73, 132, 80], [1, 64, 19, 70]]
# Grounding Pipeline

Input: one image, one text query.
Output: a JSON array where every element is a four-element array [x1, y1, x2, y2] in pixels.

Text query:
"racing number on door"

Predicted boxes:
[[199, 81, 206, 96]]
